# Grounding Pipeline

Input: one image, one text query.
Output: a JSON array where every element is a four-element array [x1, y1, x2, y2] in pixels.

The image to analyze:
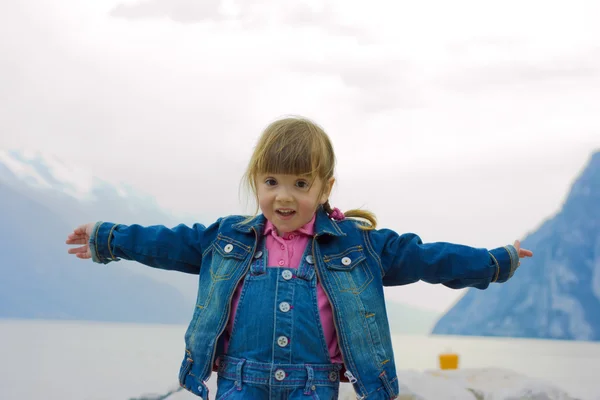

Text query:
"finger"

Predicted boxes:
[[66, 233, 87, 241], [519, 249, 534, 257], [66, 238, 88, 245], [76, 252, 91, 259], [72, 226, 86, 235], [67, 246, 87, 254], [513, 240, 521, 250], [72, 224, 91, 235], [68, 246, 89, 254]]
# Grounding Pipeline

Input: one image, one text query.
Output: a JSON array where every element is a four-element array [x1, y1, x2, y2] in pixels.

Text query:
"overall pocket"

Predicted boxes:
[[323, 246, 373, 294]]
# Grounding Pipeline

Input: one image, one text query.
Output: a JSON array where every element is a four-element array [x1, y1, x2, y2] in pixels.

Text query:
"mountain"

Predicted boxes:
[[0, 150, 198, 324], [432, 150, 600, 341]]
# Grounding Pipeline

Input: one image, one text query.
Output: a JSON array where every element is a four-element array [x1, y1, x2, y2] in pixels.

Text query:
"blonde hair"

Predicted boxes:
[[242, 116, 377, 229]]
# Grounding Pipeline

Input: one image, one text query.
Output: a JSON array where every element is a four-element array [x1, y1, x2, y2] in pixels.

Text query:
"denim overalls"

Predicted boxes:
[[215, 243, 342, 400]]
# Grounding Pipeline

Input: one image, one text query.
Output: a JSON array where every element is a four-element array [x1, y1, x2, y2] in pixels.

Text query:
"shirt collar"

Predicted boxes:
[[264, 213, 316, 238], [232, 206, 345, 237]]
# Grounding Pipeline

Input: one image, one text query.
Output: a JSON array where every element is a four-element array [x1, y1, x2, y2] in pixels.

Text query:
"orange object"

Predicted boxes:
[[438, 352, 459, 370]]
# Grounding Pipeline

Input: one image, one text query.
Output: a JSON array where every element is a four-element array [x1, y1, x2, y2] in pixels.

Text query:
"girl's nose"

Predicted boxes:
[[275, 187, 293, 202]]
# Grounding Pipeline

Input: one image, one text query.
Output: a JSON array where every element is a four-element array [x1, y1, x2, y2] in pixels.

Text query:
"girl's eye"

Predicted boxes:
[[296, 180, 309, 189], [265, 178, 277, 186]]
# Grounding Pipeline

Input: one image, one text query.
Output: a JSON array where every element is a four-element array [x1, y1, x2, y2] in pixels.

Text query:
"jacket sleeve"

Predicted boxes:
[[367, 228, 520, 289], [88, 220, 219, 275]]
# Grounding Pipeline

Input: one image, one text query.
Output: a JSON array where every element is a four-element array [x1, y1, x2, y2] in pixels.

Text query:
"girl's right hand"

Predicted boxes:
[[66, 223, 95, 259]]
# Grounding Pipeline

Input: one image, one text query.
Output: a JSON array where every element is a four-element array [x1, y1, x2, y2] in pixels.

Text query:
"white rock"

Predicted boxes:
[[150, 368, 578, 400], [421, 368, 575, 400]]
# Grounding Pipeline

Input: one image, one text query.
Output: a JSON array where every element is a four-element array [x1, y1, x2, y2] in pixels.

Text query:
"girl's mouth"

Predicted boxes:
[[276, 209, 296, 218]]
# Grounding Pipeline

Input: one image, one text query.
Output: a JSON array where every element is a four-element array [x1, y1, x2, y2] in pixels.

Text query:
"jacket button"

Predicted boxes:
[[254, 250, 263, 259], [329, 371, 338, 381], [305, 255, 314, 264], [282, 270, 293, 280], [279, 302, 291, 312], [277, 336, 289, 347], [224, 244, 234, 253], [341, 257, 351, 266], [274, 369, 286, 381]]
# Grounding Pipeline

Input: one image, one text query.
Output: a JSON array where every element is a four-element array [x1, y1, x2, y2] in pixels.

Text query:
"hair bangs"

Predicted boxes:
[[255, 139, 315, 177], [254, 128, 331, 180]]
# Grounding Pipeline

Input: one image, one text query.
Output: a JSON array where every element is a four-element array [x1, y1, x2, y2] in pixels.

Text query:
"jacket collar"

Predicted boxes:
[[232, 206, 345, 237]]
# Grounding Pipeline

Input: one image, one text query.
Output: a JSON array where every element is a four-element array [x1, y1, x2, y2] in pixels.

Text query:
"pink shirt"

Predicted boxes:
[[223, 215, 342, 363]]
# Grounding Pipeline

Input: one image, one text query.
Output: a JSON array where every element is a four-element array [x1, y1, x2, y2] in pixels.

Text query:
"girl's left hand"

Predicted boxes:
[[513, 240, 533, 265], [66, 223, 95, 259]]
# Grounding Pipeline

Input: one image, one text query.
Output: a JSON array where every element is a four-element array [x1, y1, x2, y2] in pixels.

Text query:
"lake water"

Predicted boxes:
[[1, 319, 599, 399]]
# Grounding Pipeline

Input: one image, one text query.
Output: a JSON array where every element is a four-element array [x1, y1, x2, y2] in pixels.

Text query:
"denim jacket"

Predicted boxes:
[[89, 207, 519, 399]]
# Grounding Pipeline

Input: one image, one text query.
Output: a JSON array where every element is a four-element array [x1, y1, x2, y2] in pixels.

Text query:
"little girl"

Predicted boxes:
[[66, 117, 532, 400]]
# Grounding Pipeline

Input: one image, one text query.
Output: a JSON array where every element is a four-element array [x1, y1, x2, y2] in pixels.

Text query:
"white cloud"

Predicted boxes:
[[1, 0, 599, 311], [0, 150, 52, 189], [110, 0, 225, 22], [108, 0, 370, 40]]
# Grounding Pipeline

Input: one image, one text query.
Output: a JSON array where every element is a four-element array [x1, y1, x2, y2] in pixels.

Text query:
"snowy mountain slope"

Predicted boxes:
[[0, 149, 199, 323]]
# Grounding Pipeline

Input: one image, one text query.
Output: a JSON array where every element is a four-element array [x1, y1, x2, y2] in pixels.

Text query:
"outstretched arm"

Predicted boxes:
[[66, 220, 215, 274], [367, 228, 532, 289]]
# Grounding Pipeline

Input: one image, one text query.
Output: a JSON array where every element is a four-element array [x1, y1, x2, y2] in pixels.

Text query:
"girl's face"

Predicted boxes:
[[256, 173, 334, 235]]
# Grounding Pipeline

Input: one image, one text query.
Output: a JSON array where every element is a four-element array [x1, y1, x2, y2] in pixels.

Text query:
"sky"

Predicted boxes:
[[1, 0, 599, 312]]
